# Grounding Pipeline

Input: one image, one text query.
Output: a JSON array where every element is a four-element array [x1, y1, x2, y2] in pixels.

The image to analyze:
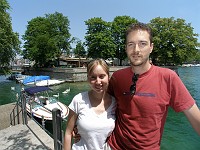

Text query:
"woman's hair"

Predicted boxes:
[[126, 22, 153, 43], [87, 58, 109, 76]]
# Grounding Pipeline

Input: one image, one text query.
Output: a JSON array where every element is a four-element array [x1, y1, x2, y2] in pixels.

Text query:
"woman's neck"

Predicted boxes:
[[89, 90, 105, 101], [88, 90, 112, 114]]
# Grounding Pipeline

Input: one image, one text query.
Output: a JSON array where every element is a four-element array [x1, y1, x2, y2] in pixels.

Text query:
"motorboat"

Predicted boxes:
[[22, 75, 50, 85], [35, 79, 65, 86], [7, 72, 23, 80], [22, 75, 66, 86], [22, 86, 69, 121]]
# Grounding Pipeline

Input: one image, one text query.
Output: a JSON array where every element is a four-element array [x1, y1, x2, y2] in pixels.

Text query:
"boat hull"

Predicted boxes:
[[26, 101, 69, 121]]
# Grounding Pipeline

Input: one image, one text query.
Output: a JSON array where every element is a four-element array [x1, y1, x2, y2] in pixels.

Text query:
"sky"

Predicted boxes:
[[7, 0, 200, 47]]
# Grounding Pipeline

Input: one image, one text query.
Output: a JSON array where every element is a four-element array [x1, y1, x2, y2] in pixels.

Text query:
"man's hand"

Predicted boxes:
[[72, 125, 81, 143]]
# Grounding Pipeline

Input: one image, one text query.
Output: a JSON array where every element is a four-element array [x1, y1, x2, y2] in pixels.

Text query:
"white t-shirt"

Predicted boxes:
[[69, 91, 116, 150]]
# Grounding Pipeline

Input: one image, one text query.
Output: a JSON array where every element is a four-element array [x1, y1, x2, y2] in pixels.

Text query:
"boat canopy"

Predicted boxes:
[[24, 86, 51, 95], [23, 75, 50, 84]]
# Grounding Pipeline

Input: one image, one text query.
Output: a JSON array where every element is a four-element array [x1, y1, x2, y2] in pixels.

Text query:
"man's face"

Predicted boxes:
[[126, 30, 153, 66]]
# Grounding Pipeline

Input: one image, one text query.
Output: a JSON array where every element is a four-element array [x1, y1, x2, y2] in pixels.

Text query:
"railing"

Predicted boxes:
[[10, 93, 24, 125], [52, 108, 64, 150], [9, 91, 66, 150]]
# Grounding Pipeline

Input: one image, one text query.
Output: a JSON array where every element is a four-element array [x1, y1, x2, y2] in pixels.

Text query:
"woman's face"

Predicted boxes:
[[88, 65, 109, 93]]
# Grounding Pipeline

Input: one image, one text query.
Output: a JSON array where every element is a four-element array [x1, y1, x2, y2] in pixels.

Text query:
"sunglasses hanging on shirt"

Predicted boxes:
[[123, 73, 139, 96]]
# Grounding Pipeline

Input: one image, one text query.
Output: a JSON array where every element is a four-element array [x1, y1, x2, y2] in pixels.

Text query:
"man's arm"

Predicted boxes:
[[183, 103, 200, 135], [72, 125, 81, 143]]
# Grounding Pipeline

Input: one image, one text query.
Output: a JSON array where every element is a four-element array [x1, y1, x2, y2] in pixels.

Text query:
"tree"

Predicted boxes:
[[85, 17, 116, 59], [0, 0, 21, 73], [45, 12, 71, 56], [23, 12, 71, 67], [195, 50, 200, 62], [73, 41, 86, 58], [73, 40, 86, 67], [111, 16, 137, 65], [149, 17, 199, 65]]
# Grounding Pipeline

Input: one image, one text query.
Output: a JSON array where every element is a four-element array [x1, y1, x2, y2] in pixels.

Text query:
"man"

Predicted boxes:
[[73, 22, 200, 150], [105, 22, 200, 150]]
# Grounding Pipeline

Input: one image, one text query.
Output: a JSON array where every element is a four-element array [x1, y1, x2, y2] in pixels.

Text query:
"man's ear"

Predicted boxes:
[[150, 43, 154, 53]]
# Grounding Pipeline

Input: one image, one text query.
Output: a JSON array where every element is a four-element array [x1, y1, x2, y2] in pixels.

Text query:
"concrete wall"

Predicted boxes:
[[24, 66, 127, 82]]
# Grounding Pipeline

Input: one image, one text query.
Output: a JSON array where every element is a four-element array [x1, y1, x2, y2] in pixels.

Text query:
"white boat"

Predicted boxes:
[[7, 72, 22, 80], [16, 75, 30, 83], [22, 75, 50, 85], [22, 75, 66, 86], [182, 63, 200, 67], [23, 86, 69, 120], [36, 79, 65, 86]]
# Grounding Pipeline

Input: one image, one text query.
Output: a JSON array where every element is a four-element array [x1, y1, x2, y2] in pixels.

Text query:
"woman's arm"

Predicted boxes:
[[183, 103, 200, 135], [64, 109, 78, 150]]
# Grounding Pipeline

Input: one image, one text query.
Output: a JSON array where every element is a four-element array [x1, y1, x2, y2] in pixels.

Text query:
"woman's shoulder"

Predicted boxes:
[[74, 91, 88, 97], [108, 95, 117, 114], [72, 91, 89, 103], [109, 94, 116, 107], [70, 91, 89, 110]]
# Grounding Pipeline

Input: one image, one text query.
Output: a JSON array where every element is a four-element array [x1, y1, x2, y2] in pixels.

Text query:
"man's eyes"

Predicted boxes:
[[127, 42, 148, 48]]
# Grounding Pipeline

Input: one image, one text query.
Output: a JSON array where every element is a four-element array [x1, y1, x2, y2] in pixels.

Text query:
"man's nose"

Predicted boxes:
[[135, 44, 141, 52]]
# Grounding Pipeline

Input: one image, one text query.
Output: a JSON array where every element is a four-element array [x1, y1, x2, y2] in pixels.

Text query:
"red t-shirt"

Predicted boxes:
[[107, 65, 195, 150]]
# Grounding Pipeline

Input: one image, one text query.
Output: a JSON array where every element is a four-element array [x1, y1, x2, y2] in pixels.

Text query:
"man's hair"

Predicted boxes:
[[126, 22, 153, 43]]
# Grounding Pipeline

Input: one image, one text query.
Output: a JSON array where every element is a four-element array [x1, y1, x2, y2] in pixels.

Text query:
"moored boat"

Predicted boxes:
[[22, 86, 69, 120], [22, 75, 66, 86], [35, 79, 66, 86]]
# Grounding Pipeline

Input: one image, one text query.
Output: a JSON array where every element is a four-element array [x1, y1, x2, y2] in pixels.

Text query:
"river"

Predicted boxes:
[[0, 66, 200, 150]]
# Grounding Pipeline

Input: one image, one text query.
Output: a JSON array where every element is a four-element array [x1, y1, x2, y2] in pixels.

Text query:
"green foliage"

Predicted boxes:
[[84, 16, 199, 65], [0, 0, 21, 72], [45, 12, 71, 55], [195, 50, 200, 62], [149, 17, 199, 65], [73, 41, 86, 58], [85, 17, 116, 59], [1, 0, 199, 68], [111, 16, 137, 65], [22, 12, 71, 67]]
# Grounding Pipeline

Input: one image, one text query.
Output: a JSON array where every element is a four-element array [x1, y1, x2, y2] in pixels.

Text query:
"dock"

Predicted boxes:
[[0, 103, 16, 130], [0, 103, 54, 150]]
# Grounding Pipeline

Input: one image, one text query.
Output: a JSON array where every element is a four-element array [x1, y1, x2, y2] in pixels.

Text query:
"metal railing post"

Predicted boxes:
[[52, 108, 62, 150], [21, 92, 28, 125], [16, 103, 20, 124], [10, 114, 13, 126], [13, 110, 16, 125], [42, 116, 45, 129]]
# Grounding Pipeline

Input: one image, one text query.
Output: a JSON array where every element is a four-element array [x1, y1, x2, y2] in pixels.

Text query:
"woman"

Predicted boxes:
[[64, 58, 116, 150]]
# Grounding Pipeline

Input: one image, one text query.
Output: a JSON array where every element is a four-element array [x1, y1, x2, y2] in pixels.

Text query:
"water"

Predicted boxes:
[[1, 67, 200, 149], [161, 67, 200, 150], [0, 75, 90, 106]]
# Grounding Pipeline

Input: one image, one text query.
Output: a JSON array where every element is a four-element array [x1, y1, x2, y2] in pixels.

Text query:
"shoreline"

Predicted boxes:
[[23, 66, 127, 82], [22, 65, 179, 81]]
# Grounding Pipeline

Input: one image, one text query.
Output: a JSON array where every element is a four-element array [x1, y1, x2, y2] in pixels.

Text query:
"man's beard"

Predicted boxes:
[[130, 57, 149, 67]]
